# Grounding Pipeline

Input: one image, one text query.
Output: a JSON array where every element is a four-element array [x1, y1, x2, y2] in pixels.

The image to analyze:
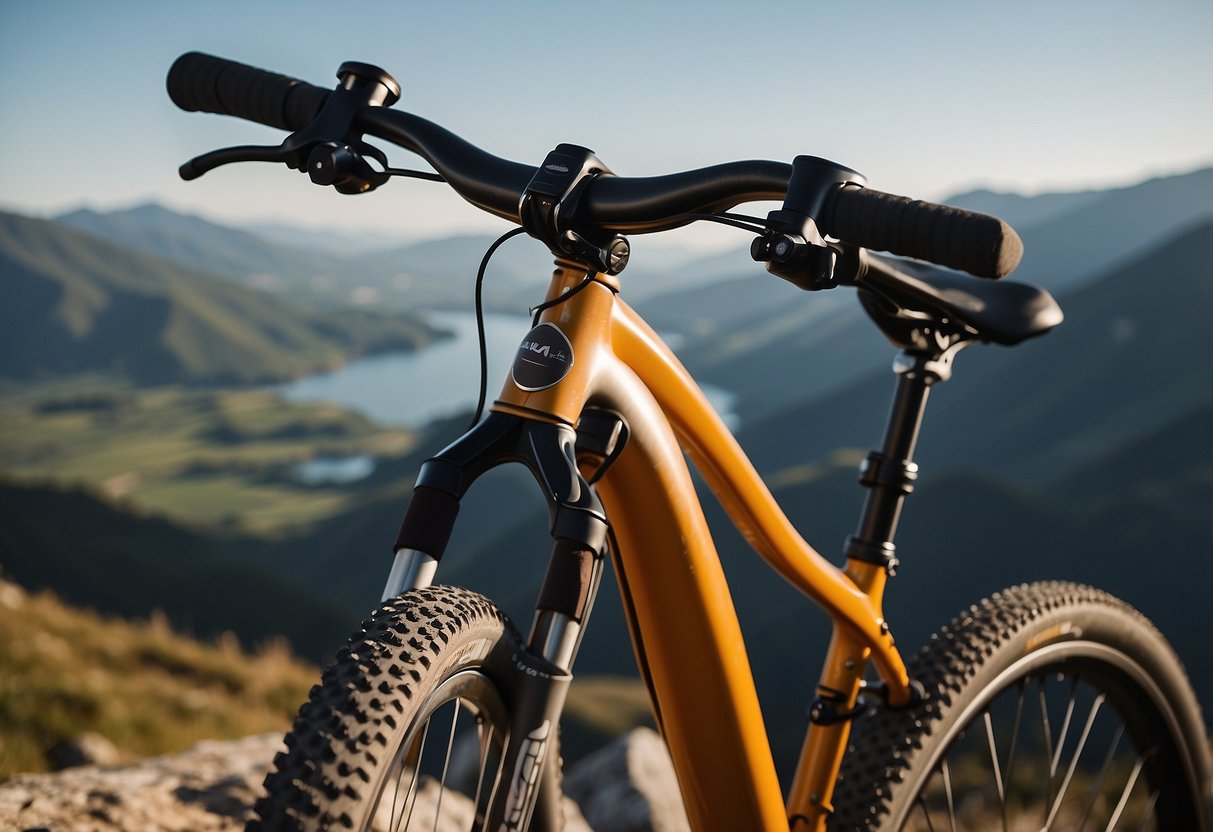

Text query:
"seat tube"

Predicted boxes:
[[787, 565, 888, 829], [789, 350, 940, 828]]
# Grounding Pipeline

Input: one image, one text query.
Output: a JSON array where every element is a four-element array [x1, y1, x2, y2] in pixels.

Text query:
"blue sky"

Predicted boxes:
[[1, 0, 1210, 246]]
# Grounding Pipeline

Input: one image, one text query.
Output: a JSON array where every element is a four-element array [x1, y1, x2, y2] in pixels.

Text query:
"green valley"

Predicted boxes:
[[0, 385, 415, 535]]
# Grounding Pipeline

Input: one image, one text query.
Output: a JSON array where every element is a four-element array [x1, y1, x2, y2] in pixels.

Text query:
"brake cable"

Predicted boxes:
[[528, 270, 595, 326], [683, 211, 770, 234], [469, 227, 529, 428]]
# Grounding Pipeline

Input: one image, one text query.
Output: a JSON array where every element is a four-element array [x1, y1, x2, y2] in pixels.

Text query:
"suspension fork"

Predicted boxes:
[[383, 409, 619, 831]]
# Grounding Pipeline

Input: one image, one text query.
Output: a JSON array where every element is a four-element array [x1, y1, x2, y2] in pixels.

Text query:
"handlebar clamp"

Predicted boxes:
[[752, 156, 867, 291], [519, 144, 630, 275]]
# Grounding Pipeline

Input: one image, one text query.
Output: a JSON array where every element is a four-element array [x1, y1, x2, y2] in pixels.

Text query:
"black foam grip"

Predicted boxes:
[[827, 186, 1023, 279], [166, 52, 328, 132]]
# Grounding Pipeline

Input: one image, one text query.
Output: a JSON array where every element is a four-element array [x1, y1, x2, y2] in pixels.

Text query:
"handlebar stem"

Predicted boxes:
[[520, 144, 631, 275]]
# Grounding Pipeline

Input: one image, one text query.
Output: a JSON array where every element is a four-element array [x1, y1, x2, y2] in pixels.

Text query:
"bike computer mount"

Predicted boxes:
[[179, 61, 402, 194]]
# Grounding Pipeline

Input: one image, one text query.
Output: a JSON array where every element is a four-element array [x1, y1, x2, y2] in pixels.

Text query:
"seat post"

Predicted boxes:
[[843, 347, 957, 575]]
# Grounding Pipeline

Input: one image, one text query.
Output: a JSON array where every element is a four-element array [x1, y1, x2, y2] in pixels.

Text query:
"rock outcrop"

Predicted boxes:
[[0, 728, 687, 831], [565, 728, 692, 832], [0, 733, 280, 831]]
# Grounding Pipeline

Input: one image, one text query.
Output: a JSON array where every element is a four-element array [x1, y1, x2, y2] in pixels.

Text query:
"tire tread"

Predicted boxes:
[[828, 581, 1205, 830], [249, 585, 510, 832]]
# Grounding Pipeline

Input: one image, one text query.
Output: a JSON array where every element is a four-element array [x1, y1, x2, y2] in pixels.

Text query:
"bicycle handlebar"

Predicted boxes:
[[167, 52, 1022, 278]]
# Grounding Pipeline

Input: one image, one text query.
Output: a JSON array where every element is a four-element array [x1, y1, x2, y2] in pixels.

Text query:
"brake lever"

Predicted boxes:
[[178, 60, 402, 194], [751, 156, 867, 291], [178, 144, 293, 180]]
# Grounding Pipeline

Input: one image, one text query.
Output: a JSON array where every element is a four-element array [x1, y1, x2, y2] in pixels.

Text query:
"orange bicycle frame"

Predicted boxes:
[[492, 264, 912, 831]]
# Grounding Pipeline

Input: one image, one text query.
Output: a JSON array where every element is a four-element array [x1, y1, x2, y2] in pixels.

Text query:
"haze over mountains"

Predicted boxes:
[[2, 166, 1210, 777], [54, 203, 556, 312], [0, 212, 440, 386], [635, 166, 1213, 418]]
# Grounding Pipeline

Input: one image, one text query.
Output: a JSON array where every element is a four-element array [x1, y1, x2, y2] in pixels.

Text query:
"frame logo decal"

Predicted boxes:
[[511, 323, 574, 392]]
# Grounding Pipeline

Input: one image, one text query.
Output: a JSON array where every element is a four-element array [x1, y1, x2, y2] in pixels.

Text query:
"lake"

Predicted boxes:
[[278, 311, 738, 430]]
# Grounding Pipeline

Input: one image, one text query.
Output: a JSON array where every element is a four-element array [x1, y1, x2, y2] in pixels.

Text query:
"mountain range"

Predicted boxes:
[[55, 204, 556, 312], [735, 221, 1213, 484], [0, 211, 440, 386], [3, 166, 1210, 779], [633, 166, 1213, 419]]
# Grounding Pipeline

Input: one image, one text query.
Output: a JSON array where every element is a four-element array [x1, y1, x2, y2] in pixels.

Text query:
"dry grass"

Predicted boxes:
[[0, 578, 318, 779], [565, 675, 653, 737]]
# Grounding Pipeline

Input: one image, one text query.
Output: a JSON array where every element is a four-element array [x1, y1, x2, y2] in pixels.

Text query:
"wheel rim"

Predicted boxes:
[[363, 669, 510, 832], [897, 640, 1200, 832]]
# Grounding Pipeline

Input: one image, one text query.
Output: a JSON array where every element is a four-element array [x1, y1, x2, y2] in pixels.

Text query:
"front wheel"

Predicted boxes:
[[250, 585, 556, 832], [830, 582, 1212, 831]]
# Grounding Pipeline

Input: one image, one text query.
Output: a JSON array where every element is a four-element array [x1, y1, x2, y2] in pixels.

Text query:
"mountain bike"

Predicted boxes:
[[167, 53, 1212, 832]]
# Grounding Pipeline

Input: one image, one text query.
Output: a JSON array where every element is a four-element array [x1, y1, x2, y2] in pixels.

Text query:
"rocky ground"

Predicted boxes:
[[0, 727, 691, 832]]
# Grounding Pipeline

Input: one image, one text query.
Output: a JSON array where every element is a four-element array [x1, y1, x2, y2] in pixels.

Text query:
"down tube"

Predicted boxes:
[[590, 361, 788, 831]]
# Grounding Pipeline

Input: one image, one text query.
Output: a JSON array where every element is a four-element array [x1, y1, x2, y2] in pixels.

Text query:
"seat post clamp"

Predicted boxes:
[[844, 535, 900, 576], [519, 143, 629, 275], [808, 689, 866, 725]]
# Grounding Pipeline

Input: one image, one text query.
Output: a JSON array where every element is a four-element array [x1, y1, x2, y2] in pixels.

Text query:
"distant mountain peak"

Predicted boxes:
[[947, 164, 1213, 203], [125, 201, 197, 220]]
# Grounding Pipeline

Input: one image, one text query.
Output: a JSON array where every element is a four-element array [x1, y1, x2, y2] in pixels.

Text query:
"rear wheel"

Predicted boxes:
[[830, 582, 1211, 831], [250, 585, 538, 831]]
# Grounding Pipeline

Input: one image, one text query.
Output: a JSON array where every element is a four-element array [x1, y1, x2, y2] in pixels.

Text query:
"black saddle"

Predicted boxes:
[[858, 254, 1063, 347]]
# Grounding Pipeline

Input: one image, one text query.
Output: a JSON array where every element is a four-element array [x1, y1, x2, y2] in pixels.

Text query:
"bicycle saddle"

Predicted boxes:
[[859, 255, 1063, 346]]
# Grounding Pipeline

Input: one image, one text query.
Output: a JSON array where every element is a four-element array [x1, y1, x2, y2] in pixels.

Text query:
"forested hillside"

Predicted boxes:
[[0, 212, 439, 386]]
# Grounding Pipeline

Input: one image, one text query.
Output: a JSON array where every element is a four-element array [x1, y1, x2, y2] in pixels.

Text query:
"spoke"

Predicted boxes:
[[1077, 723, 1125, 832], [398, 720, 431, 832], [430, 700, 462, 832], [916, 794, 939, 832], [1002, 681, 1026, 831], [1039, 677, 1056, 823], [1044, 692, 1104, 831], [470, 714, 493, 827], [984, 710, 1007, 817], [941, 758, 958, 832], [1003, 680, 1025, 780], [1131, 790, 1159, 832], [479, 734, 507, 832], [1051, 675, 1079, 780], [390, 754, 401, 832], [1103, 754, 1147, 832]]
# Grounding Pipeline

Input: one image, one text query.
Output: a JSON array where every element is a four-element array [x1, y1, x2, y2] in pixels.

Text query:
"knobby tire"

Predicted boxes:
[[829, 581, 1211, 831]]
